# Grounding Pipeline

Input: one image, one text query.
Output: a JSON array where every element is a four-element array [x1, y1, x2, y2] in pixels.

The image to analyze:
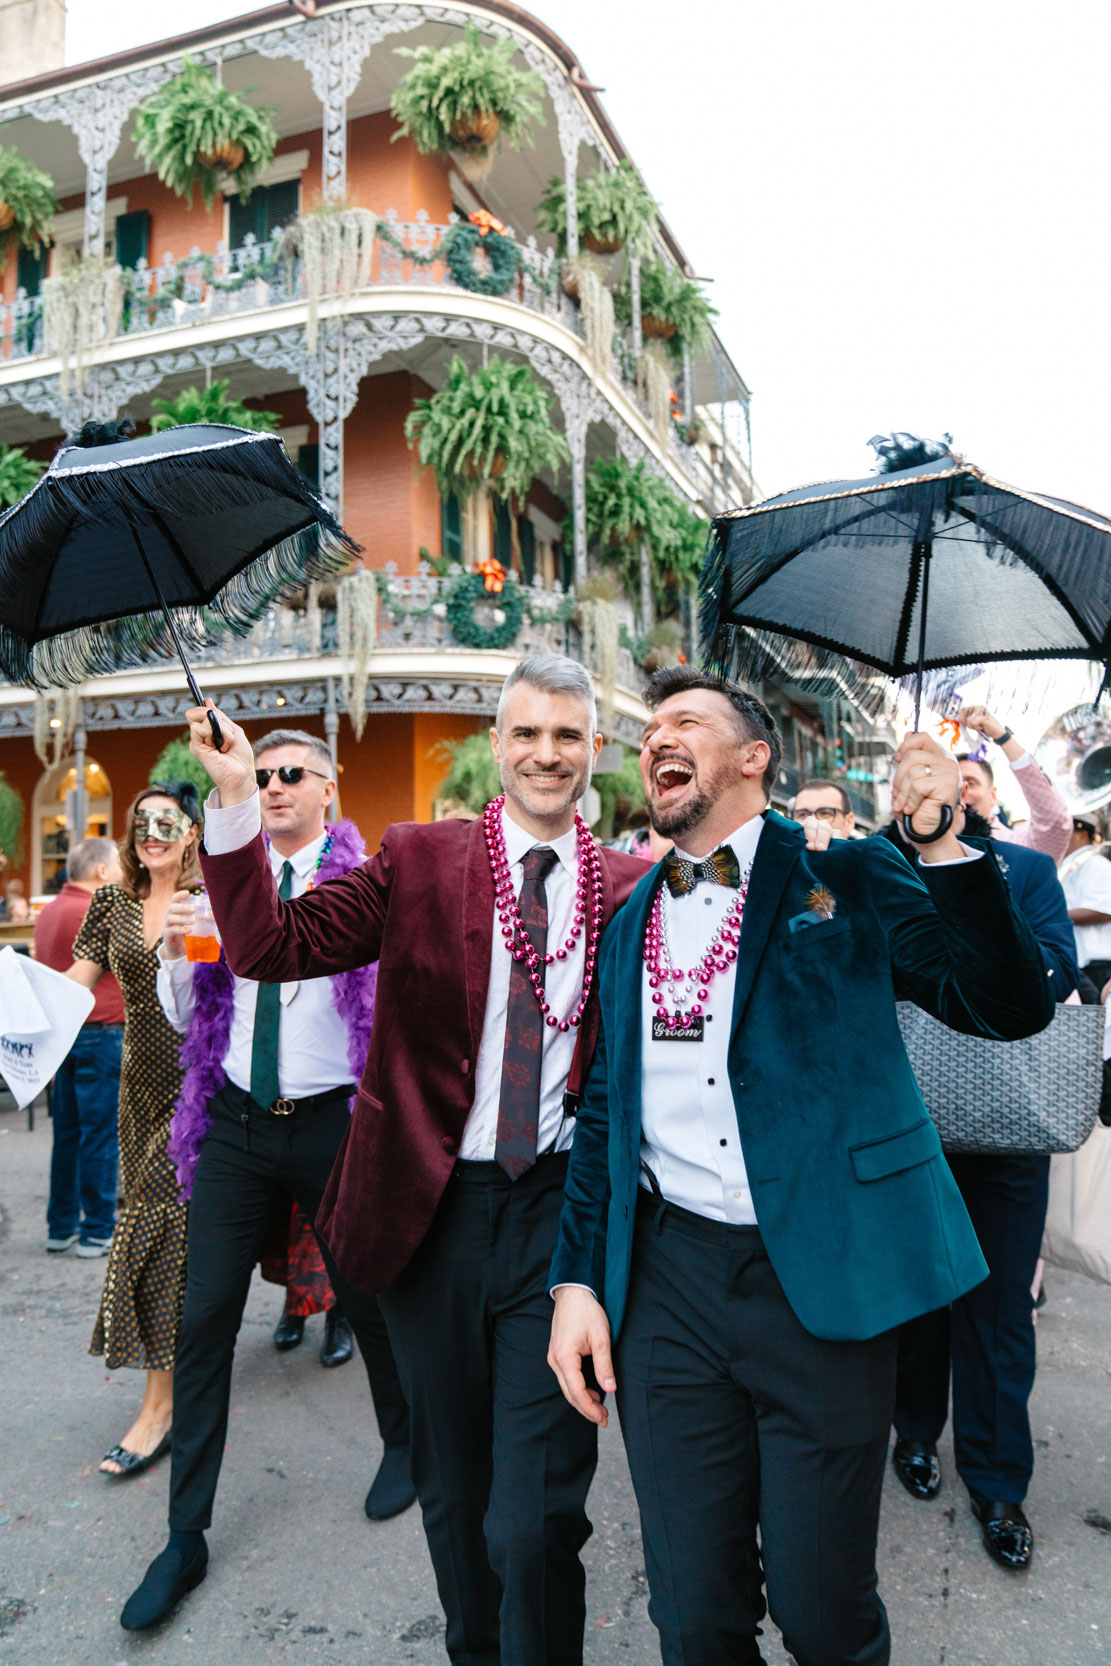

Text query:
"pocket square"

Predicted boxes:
[[787, 912, 844, 934]]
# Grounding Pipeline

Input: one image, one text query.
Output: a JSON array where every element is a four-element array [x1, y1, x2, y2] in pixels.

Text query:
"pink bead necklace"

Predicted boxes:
[[484, 795, 604, 1031], [644, 865, 751, 1031]]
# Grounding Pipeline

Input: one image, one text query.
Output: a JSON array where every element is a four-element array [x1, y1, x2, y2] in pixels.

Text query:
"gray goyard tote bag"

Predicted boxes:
[[895, 1002, 1105, 1155]]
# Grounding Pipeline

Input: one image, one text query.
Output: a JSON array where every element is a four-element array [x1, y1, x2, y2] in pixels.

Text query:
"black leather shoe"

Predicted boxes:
[[320, 1308, 354, 1368], [892, 1439, 941, 1501], [120, 1539, 208, 1630], [970, 1495, 1033, 1570], [364, 1444, 417, 1521], [273, 1311, 305, 1351]]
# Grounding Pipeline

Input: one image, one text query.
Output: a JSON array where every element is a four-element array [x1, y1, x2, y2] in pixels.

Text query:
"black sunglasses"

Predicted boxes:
[[255, 766, 330, 787]]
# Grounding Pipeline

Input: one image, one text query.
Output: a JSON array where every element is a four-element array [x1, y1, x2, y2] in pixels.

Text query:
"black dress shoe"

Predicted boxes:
[[273, 1311, 305, 1351], [364, 1444, 417, 1520], [320, 1308, 354, 1368], [120, 1539, 208, 1630], [970, 1495, 1033, 1570], [892, 1439, 941, 1501]]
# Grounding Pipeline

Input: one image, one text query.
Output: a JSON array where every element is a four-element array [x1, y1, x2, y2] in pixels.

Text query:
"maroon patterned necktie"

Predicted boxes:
[[496, 844, 559, 1179]]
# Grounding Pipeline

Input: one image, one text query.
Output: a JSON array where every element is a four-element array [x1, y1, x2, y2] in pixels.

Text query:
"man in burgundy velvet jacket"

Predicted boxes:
[[187, 656, 643, 1666]]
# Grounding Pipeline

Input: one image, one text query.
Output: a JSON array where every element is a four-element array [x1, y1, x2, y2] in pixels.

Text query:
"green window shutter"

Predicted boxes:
[[228, 188, 263, 249], [519, 516, 536, 585], [261, 179, 299, 236], [441, 493, 462, 562], [493, 500, 512, 567], [114, 209, 149, 270], [16, 244, 47, 297], [229, 179, 302, 250]]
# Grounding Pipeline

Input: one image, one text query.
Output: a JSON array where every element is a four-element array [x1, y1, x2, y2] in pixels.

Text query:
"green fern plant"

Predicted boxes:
[[537, 160, 658, 257], [391, 23, 543, 157], [433, 730, 501, 813], [405, 354, 568, 503], [0, 768, 23, 867], [0, 146, 58, 272], [133, 58, 278, 211], [150, 733, 215, 800], [149, 379, 280, 433], [615, 257, 717, 356], [0, 443, 46, 509]]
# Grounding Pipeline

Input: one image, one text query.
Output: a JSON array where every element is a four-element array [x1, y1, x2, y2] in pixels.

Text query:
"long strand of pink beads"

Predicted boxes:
[[484, 795, 604, 1030], [643, 867, 751, 1030]]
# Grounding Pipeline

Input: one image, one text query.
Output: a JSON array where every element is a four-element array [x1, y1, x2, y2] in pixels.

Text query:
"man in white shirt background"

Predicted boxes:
[[548, 666, 1053, 1666], [120, 730, 411, 1633], [1058, 810, 1111, 989]]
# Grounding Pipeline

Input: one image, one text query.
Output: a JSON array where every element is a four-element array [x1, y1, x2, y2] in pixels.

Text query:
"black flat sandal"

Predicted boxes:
[[101, 1432, 171, 1478]]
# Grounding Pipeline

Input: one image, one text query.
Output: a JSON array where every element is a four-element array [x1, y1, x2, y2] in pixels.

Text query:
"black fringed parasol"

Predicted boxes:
[[0, 419, 360, 744], [701, 435, 1111, 728]]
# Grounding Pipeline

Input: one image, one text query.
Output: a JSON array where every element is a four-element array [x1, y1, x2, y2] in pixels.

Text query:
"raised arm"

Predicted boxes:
[[186, 700, 390, 983]]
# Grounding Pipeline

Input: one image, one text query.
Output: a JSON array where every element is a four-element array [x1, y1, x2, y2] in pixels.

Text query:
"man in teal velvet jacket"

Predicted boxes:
[[548, 667, 1053, 1666]]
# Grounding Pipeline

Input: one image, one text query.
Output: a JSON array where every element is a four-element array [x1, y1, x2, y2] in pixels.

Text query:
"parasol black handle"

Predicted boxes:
[[129, 521, 224, 750], [901, 803, 955, 845]]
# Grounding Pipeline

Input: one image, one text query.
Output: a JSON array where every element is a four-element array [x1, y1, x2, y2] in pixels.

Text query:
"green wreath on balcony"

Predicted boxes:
[[446, 571, 525, 649], [443, 222, 520, 297]]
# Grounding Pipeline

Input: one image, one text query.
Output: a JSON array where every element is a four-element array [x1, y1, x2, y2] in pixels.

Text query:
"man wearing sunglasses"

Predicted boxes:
[[791, 778, 857, 838], [122, 729, 411, 1632]]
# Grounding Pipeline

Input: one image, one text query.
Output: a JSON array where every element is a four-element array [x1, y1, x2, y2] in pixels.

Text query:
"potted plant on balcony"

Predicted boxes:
[[390, 22, 543, 173], [405, 353, 568, 504], [0, 147, 58, 272], [615, 257, 717, 354], [0, 443, 45, 509], [537, 159, 658, 258], [133, 58, 278, 210], [149, 379, 280, 433]]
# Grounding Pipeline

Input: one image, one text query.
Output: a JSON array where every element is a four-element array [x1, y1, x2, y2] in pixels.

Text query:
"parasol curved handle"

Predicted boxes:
[[206, 707, 224, 750], [900, 803, 955, 845]]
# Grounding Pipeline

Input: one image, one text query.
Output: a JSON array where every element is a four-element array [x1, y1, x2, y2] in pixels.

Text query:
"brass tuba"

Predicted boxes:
[[1034, 701, 1111, 818]]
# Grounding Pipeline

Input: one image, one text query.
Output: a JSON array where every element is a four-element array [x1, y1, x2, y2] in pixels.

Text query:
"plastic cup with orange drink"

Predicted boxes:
[[184, 892, 221, 963]]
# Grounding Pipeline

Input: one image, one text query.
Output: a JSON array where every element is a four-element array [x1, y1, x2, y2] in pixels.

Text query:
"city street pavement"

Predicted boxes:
[[2, 1094, 1109, 1665]]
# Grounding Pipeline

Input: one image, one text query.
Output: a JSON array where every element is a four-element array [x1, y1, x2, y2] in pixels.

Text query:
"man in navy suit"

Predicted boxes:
[[547, 667, 1052, 1666], [885, 807, 1079, 1572]]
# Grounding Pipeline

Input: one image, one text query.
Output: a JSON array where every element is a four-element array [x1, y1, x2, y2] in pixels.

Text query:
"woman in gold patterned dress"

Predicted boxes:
[[67, 782, 202, 1477]]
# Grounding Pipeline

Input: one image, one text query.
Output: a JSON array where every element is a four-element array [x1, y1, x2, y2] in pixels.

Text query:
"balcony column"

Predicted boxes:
[[324, 676, 341, 823], [638, 541, 653, 633], [552, 82, 593, 263], [682, 346, 693, 421], [569, 414, 588, 585], [629, 256, 642, 358]]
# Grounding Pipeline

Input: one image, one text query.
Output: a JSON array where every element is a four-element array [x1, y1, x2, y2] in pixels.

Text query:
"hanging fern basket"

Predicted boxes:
[[643, 313, 678, 341], [197, 139, 246, 172], [449, 110, 501, 151], [0, 203, 13, 233], [447, 570, 524, 648], [582, 230, 622, 256], [462, 449, 507, 481]]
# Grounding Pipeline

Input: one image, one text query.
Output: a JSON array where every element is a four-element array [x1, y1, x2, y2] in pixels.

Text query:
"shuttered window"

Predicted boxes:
[[228, 178, 300, 249]]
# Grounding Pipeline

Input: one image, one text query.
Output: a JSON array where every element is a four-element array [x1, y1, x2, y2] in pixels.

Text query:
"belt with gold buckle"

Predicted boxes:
[[269, 1097, 296, 1116]]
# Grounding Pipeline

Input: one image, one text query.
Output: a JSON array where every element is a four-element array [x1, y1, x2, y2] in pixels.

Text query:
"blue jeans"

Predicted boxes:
[[47, 1024, 122, 1244]]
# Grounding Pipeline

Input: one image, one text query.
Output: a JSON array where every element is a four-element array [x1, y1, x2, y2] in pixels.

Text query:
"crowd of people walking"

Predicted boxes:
[[8, 656, 1108, 1666]]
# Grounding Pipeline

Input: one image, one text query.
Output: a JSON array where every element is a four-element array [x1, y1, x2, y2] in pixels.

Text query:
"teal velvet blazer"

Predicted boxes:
[[550, 811, 1055, 1343]]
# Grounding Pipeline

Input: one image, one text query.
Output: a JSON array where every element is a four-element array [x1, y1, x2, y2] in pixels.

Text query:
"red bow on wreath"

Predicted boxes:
[[476, 558, 507, 593], [469, 210, 507, 238]]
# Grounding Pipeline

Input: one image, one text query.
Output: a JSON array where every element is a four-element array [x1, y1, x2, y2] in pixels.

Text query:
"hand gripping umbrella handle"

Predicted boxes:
[[900, 803, 954, 845]]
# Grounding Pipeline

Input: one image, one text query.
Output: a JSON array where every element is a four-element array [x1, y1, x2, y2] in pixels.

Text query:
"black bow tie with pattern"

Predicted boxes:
[[662, 845, 741, 898]]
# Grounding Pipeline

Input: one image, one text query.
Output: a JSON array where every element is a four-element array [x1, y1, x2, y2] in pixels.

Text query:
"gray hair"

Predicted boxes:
[[495, 655, 597, 735], [67, 836, 118, 882], [252, 728, 334, 778]]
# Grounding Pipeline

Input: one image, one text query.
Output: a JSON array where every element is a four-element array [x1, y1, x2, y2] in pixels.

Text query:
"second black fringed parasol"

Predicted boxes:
[[701, 434, 1111, 731], [0, 418, 361, 746]]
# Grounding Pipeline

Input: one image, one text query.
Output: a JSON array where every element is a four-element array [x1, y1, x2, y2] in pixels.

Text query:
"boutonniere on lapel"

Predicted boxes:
[[787, 885, 841, 935], [805, 884, 836, 921]]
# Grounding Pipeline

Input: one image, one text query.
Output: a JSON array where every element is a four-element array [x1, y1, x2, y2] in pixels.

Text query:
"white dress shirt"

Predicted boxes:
[[1059, 843, 1111, 966], [463, 806, 585, 1160], [639, 815, 764, 1224], [157, 820, 354, 1099]]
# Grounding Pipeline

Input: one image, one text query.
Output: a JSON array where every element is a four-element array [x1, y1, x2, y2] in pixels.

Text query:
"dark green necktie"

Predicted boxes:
[[249, 859, 293, 1109]]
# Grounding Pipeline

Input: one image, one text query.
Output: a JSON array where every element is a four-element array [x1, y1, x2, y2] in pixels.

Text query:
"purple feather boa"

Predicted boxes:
[[168, 818, 376, 1199]]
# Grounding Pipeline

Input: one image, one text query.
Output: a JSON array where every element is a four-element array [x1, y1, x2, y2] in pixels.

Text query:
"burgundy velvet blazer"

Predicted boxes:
[[200, 817, 644, 1293]]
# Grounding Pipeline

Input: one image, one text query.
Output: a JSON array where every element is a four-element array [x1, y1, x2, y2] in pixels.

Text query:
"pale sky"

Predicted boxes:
[[61, 0, 1109, 757]]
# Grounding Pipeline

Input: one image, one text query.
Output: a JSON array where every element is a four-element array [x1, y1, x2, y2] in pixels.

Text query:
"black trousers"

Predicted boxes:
[[894, 1151, 1050, 1503], [377, 1153, 597, 1666], [615, 1192, 897, 1666], [169, 1083, 409, 1532]]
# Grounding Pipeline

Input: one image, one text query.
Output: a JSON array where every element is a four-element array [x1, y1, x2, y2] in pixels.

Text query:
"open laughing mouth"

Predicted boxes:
[[652, 758, 694, 797]]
